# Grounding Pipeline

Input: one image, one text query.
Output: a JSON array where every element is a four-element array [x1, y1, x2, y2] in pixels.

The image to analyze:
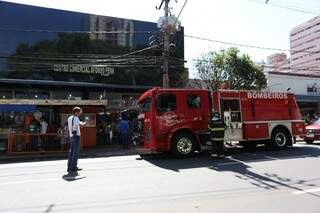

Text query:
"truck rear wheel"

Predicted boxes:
[[271, 128, 291, 150], [172, 132, 196, 158]]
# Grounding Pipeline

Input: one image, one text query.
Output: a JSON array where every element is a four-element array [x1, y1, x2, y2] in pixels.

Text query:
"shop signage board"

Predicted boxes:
[[53, 64, 115, 76]]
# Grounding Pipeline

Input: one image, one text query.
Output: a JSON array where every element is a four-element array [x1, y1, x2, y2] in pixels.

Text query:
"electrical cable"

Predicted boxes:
[[248, 0, 320, 15], [0, 28, 155, 34], [184, 34, 320, 55], [174, 0, 188, 26]]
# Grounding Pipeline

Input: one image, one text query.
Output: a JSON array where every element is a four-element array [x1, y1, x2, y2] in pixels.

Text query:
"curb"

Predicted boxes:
[[0, 149, 142, 163]]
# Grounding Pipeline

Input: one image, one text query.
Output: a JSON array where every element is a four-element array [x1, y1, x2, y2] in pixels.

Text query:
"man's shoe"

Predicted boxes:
[[210, 153, 217, 158], [75, 167, 82, 171]]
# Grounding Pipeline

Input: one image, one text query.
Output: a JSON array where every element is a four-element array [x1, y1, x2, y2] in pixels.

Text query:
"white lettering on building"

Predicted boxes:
[[247, 92, 288, 99], [53, 64, 115, 76]]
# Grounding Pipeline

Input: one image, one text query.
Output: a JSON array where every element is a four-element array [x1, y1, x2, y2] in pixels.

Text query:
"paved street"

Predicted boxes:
[[0, 143, 320, 213]]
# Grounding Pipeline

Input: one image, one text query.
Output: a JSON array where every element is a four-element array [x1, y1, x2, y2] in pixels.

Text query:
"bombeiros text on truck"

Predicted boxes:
[[137, 88, 306, 157]]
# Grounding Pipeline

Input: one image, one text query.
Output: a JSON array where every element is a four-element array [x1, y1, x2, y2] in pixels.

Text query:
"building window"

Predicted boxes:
[[89, 92, 104, 100], [0, 90, 13, 99], [52, 91, 83, 100], [95, 17, 100, 39], [15, 90, 50, 99]]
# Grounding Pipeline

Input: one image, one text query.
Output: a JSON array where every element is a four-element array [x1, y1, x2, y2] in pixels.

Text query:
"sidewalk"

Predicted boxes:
[[0, 145, 145, 163]]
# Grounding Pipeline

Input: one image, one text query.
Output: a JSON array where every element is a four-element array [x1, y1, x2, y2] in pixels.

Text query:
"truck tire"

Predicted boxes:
[[171, 132, 196, 158], [271, 128, 291, 150]]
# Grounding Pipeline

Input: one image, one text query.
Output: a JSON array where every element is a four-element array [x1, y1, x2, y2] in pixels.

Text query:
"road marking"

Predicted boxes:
[[217, 162, 242, 166], [217, 157, 246, 166], [226, 156, 246, 164], [263, 155, 280, 160], [0, 178, 57, 186], [280, 155, 310, 159], [293, 188, 320, 195]]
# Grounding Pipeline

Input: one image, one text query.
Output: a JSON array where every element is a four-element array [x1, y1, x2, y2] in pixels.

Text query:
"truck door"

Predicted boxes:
[[182, 92, 210, 131], [156, 93, 180, 142]]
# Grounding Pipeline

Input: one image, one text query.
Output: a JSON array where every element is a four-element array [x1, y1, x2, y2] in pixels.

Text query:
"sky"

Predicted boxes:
[[2, 0, 320, 78]]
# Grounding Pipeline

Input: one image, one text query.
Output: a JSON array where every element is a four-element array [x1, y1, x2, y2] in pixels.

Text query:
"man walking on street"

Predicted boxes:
[[208, 112, 226, 158], [67, 107, 86, 173]]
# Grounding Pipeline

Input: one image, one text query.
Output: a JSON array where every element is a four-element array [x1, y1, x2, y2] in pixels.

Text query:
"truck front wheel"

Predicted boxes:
[[271, 128, 291, 150], [172, 132, 196, 157]]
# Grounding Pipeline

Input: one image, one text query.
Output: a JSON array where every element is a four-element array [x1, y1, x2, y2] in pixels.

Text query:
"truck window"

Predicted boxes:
[[139, 97, 151, 113], [187, 94, 201, 108], [157, 94, 176, 112]]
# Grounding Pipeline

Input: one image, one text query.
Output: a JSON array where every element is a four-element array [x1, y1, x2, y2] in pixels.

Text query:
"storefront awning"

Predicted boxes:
[[0, 104, 36, 112]]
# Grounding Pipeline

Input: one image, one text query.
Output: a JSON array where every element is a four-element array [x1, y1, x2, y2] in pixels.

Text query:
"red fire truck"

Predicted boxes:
[[137, 88, 305, 157]]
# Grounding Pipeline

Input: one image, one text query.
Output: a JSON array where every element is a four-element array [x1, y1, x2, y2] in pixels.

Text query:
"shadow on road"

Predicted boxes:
[[142, 145, 320, 197], [62, 172, 86, 182], [44, 204, 55, 213]]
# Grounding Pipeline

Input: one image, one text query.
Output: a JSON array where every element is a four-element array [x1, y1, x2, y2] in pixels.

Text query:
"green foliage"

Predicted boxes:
[[195, 48, 267, 91]]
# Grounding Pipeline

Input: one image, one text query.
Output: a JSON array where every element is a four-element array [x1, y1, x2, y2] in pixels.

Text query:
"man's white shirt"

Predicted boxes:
[[40, 121, 48, 134], [68, 115, 82, 137]]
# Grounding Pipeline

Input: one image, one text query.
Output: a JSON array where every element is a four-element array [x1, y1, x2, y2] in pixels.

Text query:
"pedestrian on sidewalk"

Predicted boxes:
[[119, 114, 129, 149], [39, 117, 48, 150], [58, 122, 69, 150], [67, 107, 87, 173]]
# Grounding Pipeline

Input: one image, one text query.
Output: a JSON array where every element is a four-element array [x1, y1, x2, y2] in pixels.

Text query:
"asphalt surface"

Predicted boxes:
[[0, 143, 320, 213]]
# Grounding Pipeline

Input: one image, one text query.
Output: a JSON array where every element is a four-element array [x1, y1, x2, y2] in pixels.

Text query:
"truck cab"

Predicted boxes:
[[138, 88, 211, 155]]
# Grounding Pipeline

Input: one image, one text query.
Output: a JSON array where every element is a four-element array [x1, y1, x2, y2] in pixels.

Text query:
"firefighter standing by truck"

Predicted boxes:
[[208, 112, 226, 158]]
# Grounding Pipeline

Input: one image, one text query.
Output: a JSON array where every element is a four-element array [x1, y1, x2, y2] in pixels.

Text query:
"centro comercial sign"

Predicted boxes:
[[53, 64, 115, 76]]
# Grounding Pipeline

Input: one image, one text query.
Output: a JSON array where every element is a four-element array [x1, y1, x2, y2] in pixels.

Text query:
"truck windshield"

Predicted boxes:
[[139, 97, 151, 113]]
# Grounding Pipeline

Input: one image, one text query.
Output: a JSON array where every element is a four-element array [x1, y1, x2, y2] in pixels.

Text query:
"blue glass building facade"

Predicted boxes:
[[0, 1, 185, 87]]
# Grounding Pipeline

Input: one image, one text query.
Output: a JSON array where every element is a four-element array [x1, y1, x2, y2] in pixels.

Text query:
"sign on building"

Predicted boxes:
[[53, 64, 115, 76]]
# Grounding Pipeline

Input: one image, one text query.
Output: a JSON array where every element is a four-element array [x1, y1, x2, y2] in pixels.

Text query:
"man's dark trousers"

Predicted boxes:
[[209, 119, 226, 157], [67, 136, 80, 171], [121, 133, 128, 149]]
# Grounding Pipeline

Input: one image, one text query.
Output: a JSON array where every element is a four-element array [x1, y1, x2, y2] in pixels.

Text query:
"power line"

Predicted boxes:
[[175, 0, 188, 23], [0, 28, 155, 34], [184, 34, 320, 54], [249, 0, 320, 15], [114, 44, 161, 58], [0, 53, 163, 62], [190, 59, 320, 72]]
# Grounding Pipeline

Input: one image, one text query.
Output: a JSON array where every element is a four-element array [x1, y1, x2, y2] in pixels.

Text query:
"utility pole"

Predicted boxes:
[[157, 0, 170, 88], [157, 0, 180, 88], [162, 0, 170, 88]]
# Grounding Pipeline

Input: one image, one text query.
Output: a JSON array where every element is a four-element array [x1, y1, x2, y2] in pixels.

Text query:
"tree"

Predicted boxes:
[[195, 48, 267, 91]]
